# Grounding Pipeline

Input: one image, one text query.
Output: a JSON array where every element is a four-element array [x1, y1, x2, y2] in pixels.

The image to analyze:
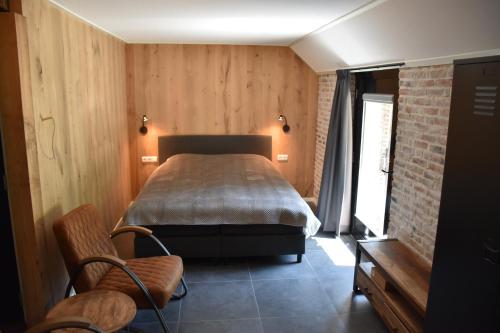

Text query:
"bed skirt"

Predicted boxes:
[[135, 224, 305, 262]]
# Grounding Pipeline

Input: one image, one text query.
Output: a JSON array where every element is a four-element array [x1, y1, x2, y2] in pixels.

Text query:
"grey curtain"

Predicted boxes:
[[316, 70, 353, 234]]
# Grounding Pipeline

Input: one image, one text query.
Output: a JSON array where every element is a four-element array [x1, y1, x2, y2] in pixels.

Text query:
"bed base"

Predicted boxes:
[[134, 224, 305, 263]]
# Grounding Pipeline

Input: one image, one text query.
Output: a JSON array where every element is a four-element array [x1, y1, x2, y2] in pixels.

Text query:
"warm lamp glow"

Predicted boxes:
[[278, 114, 290, 133]]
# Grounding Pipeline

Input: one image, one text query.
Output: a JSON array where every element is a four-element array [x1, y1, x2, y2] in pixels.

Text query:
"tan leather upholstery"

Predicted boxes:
[[96, 256, 183, 308], [53, 204, 184, 310], [53, 204, 118, 291]]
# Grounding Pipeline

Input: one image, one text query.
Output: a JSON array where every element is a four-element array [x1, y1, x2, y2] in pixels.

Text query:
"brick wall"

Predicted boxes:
[[313, 65, 453, 263], [313, 74, 337, 199], [388, 65, 453, 263]]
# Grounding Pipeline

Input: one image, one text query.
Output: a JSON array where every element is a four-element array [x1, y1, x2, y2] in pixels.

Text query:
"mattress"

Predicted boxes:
[[125, 154, 321, 237]]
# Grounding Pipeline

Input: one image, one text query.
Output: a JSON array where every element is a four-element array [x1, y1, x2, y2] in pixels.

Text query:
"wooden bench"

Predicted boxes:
[[353, 239, 431, 333]]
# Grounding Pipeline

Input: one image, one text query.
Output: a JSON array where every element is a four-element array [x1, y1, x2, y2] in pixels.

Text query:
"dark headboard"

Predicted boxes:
[[158, 135, 272, 164]]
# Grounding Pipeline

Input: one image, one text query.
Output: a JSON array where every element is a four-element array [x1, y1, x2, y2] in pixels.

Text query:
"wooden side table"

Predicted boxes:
[[46, 290, 136, 332], [353, 239, 431, 333]]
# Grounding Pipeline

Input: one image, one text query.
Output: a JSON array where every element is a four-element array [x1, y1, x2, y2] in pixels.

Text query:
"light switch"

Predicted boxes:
[[277, 154, 288, 162], [141, 156, 158, 163]]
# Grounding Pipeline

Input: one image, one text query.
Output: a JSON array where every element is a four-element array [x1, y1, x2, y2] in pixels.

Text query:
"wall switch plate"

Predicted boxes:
[[141, 156, 158, 163], [277, 154, 288, 162]]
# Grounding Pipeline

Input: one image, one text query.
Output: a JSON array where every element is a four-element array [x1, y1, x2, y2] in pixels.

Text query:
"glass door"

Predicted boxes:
[[354, 94, 394, 237]]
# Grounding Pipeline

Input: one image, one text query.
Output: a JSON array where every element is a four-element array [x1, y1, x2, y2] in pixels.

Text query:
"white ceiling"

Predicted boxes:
[[50, 0, 500, 71], [50, 0, 371, 45], [291, 0, 500, 72]]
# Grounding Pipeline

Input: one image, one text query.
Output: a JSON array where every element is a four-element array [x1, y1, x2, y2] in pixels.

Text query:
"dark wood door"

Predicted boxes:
[[425, 57, 500, 332]]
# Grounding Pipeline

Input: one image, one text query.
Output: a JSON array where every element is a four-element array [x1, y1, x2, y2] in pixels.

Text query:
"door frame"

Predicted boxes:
[[350, 70, 399, 236]]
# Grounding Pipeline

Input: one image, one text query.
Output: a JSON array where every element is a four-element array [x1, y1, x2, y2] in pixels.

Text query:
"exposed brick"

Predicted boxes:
[[416, 79, 436, 87], [313, 66, 452, 265], [388, 65, 453, 264], [414, 140, 429, 149], [313, 74, 337, 198]]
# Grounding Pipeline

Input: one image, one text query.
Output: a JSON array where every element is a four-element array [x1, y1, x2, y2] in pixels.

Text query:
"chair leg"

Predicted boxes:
[[117, 266, 171, 333], [171, 277, 188, 300], [297, 254, 303, 263], [122, 269, 170, 333], [150, 301, 170, 333], [146, 234, 188, 302]]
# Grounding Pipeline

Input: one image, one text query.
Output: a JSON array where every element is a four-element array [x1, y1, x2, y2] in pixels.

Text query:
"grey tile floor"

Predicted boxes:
[[130, 234, 388, 333]]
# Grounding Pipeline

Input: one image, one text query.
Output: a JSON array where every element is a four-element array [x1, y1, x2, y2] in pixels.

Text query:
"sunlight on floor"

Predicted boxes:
[[312, 236, 356, 267]]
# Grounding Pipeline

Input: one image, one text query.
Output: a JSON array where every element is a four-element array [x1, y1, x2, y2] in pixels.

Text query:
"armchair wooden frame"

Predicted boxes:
[[64, 226, 188, 333]]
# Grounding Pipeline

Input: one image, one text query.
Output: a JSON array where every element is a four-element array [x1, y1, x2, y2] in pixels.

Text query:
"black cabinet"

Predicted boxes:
[[425, 57, 500, 332]]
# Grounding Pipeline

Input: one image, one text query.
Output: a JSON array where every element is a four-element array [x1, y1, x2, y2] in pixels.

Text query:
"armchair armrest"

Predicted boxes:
[[110, 225, 172, 256], [110, 225, 152, 238], [25, 316, 104, 333]]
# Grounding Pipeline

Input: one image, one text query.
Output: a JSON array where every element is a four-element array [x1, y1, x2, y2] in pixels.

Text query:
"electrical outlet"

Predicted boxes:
[[277, 154, 288, 162], [141, 156, 158, 163]]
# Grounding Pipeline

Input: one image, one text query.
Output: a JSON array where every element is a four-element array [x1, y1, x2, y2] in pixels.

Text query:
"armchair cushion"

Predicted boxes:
[[53, 204, 118, 291], [95, 255, 183, 308]]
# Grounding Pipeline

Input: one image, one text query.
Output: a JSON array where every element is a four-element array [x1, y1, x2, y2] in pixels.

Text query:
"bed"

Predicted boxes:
[[125, 135, 320, 262]]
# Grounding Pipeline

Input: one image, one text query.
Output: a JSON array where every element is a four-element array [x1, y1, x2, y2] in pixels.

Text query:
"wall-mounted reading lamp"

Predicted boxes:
[[278, 114, 290, 133], [139, 114, 149, 135]]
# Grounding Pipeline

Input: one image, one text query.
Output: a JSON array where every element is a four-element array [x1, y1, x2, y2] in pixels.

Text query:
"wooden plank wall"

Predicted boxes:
[[6, 2, 319, 323], [15, 0, 131, 321], [126, 44, 318, 196], [0, 12, 46, 325]]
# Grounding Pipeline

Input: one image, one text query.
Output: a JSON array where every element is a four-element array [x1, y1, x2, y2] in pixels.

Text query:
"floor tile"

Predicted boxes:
[[129, 321, 178, 333], [184, 258, 250, 283], [338, 310, 388, 333], [307, 250, 355, 281], [178, 318, 263, 333], [261, 315, 345, 333], [248, 255, 316, 280], [306, 237, 324, 251], [127, 235, 387, 333], [180, 281, 259, 322], [133, 300, 181, 323], [253, 278, 335, 318], [321, 278, 372, 314], [306, 231, 339, 250]]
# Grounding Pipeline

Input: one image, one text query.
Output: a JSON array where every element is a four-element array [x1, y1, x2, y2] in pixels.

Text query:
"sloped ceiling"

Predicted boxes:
[[50, 0, 500, 72], [291, 0, 500, 72], [49, 0, 370, 45]]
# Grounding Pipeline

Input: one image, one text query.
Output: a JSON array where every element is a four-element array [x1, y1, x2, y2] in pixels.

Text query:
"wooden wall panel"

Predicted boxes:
[[13, 0, 131, 321], [126, 44, 318, 196], [0, 12, 46, 325]]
